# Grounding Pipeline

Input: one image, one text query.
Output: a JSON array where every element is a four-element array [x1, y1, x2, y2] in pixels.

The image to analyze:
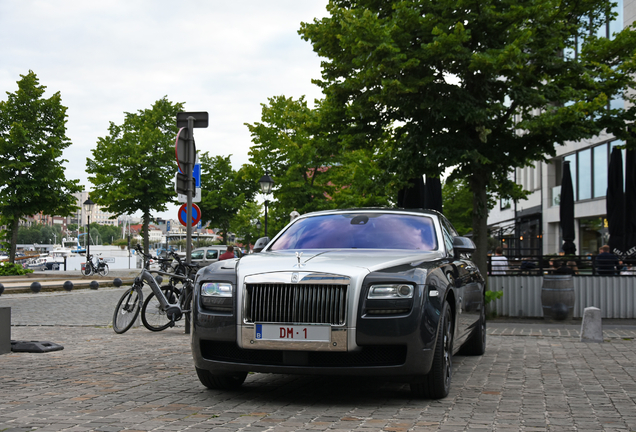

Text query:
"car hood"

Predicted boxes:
[[235, 249, 444, 278]]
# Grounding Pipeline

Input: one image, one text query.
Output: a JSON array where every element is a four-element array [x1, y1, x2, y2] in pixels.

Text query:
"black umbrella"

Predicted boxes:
[[607, 147, 625, 257], [624, 149, 636, 257], [397, 176, 425, 209], [560, 161, 576, 255], [424, 176, 443, 214]]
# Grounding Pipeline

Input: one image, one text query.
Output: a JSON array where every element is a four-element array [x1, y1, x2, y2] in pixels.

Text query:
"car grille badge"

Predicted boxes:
[[291, 272, 299, 283]]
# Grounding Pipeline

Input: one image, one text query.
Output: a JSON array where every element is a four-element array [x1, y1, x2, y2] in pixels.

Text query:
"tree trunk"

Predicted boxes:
[[222, 226, 228, 245], [8, 217, 19, 263], [142, 212, 150, 255], [470, 170, 490, 288]]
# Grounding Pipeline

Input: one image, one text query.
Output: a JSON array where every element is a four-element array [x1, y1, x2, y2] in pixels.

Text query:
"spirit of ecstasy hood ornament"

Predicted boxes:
[[295, 251, 303, 265]]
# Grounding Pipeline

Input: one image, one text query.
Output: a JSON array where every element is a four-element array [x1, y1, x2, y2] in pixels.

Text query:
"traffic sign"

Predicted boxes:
[[178, 203, 202, 227], [177, 112, 209, 128], [177, 162, 201, 203], [175, 127, 196, 173], [175, 172, 197, 196]]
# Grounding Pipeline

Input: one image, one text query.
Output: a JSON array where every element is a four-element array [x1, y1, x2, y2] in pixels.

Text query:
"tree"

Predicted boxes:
[[300, 0, 636, 276], [17, 223, 64, 245], [88, 223, 121, 245], [0, 71, 82, 262], [229, 201, 263, 251], [197, 153, 258, 245], [246, 95, 396, 235], [86, 97, 183, 254]]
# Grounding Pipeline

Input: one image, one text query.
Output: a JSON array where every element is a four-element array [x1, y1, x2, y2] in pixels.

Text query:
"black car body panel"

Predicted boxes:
[[192, 209, 484, 384]]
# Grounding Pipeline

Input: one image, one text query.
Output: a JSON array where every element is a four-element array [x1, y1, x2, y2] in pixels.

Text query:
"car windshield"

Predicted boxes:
[[268, 213, 438, 251]]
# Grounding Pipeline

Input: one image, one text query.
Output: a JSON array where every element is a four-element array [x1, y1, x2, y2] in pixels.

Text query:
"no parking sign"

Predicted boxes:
[[178, 203, 201, 227]]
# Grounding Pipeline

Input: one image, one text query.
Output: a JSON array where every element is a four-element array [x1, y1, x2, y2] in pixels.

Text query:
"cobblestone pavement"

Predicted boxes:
[[1, 289, 636, 431]]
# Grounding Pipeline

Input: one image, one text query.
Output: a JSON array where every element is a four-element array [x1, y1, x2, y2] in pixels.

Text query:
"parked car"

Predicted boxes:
[[191, 208, 486, 399], [190, 246, 240, 267]]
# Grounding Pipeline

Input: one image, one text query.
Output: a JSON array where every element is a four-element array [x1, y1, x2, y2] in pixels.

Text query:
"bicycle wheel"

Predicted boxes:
[[141, 285, 181, 332], [98, 264, 109, 276], [112, 286, 142, 334], [83, 264, 93, 276]]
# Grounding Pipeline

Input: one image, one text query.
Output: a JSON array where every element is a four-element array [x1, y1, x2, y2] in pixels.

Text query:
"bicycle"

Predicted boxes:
[[83, 254, 109, 276], [140, 250, 198, 332], [168, 250, 199, 285], [141, 272, 194, 332], [112, 245, 183, 334]]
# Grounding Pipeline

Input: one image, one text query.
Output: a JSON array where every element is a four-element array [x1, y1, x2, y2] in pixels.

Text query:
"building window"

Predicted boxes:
[[563, 140, 620, 202], [564, 153, 577, 198], [593, 143, 608, 198], [578, 148, 592, 200], [579, 217, 609, 256]]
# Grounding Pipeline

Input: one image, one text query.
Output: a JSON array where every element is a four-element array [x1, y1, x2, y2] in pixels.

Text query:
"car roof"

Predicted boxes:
[[294, 207, 443, 219]]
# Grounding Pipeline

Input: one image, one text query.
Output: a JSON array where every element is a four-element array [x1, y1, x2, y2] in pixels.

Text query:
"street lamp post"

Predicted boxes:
[[258, 171, 275, 238], [83, 198, 95, 262]]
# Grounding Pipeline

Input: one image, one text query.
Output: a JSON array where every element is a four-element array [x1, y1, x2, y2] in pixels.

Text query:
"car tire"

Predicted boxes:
[[195, 367, 247, 390], [411, 301, 453, 399], [460, 304, 486, 356]]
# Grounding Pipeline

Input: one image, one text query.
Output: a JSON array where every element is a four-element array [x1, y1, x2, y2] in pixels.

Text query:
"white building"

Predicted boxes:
[[487, 0, 633, 257], [73, 191, 118, 226]]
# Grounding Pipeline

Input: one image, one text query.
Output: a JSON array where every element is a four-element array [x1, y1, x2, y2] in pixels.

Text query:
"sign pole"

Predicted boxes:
[[186, 116, 194, 266]]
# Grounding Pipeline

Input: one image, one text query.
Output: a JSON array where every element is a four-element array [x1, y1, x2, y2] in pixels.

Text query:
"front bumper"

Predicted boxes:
[[192, 301, 439, 380]]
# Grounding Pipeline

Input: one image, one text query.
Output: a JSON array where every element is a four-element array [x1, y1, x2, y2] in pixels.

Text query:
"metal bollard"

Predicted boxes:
[[30, 282, 42, 293]]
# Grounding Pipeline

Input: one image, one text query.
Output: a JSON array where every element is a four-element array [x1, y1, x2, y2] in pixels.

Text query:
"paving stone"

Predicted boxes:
[[2, 292, 636, 431]]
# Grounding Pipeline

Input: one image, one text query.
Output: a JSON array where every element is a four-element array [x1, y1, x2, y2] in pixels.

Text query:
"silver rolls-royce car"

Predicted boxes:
[[191, 208, 486, 399]]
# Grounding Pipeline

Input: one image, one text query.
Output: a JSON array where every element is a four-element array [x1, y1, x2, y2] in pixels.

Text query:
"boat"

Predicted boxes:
[[64, 235, 87, 255], [23, 250, 69, 271]]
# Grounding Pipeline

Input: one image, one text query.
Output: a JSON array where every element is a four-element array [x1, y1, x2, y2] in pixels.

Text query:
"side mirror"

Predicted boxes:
[[452, 236, 475, 258], [252, 237, 270, 253]]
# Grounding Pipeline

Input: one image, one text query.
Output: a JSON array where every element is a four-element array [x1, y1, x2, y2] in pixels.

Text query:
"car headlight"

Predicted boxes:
[[201, 282, 233, 297], [368, 284, 414, 299]]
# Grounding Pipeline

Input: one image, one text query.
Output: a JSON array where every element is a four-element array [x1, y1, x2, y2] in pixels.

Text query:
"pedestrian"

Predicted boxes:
[[595, 245, 621, 275], [219, 245, 235, 261], [554, 260, 575, 275], [491, 247, 509, 275]]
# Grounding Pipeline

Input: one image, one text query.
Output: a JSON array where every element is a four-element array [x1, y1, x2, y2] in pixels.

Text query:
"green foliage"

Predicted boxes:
[[197, 153, 258, 245], [229, 201, 263, 249], [16, 223, 63, 244], [113, 238, 128, 247], [0, 261, 33, 276], [245, 95, 395, 236], [0, 71, 82, 262], [88, 223, 122, 245], [300, 0, 636, 275], [485, 290, 504, 305], [442, 178, 473, 236], [86, 97, 184, 253]]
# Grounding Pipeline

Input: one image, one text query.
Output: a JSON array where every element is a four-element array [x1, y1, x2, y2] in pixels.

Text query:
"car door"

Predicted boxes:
[[442, 218, 482, 338], [203, 248, 220, 266]]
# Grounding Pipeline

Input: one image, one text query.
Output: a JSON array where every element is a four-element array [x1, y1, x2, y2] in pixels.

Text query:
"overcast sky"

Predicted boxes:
[[1, 1, 328, 220]]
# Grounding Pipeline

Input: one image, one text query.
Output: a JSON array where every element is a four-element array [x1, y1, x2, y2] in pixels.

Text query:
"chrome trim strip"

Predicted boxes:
[[245, 273, 350, 285]]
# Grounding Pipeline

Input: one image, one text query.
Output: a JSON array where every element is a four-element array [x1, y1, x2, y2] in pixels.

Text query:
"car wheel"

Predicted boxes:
[[195, 367, 247, 390], [460, 304, 486, 356], [411, 301, 453, 399]]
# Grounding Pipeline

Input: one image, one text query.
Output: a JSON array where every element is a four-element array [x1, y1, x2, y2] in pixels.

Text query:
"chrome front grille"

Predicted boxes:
[[245, 283, 347, 325]]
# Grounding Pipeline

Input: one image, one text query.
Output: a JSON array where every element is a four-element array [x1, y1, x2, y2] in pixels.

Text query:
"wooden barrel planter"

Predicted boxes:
[[541, 275, 575, 320]]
